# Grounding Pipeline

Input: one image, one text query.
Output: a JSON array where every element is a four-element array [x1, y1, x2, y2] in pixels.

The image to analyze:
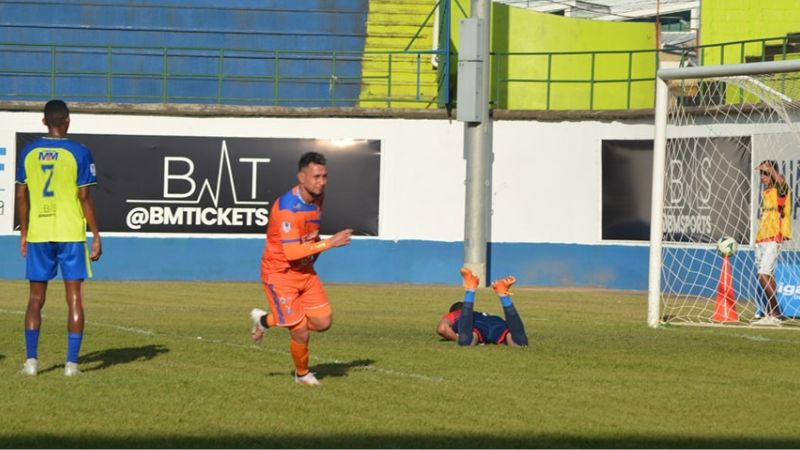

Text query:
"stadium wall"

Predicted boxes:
[[0, 109, 654, 289], [450, 2, 657, 110], [700, 0, 800, 65]]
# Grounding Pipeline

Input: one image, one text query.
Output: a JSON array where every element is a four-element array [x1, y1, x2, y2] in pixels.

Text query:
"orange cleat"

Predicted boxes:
[[492, 276, 516, 296], [459, 267, 479, 290]]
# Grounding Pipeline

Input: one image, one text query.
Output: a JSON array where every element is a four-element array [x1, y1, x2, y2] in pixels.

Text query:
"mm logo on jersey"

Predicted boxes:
[[38, 151, 59, 161]]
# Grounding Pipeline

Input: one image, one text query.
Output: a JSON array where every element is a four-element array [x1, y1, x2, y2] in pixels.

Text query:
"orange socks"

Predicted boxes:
[[290, 339, 309, 376], [265, 313, 276, 328]]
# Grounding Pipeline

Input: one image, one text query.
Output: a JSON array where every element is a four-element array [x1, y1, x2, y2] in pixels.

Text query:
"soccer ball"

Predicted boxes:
[[716, 236, 738, 257]]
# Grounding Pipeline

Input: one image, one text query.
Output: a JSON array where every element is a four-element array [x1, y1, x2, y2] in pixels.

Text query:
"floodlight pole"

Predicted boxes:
[[462, 0, 492, 285]]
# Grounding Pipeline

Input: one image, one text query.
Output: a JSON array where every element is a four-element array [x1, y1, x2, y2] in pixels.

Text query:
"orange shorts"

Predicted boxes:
[[262, 271, 331, 327]]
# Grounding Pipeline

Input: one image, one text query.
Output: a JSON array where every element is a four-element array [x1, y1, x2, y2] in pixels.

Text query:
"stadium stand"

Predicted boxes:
[[0, 0, 371, 105], [358, 0, 440, 108]]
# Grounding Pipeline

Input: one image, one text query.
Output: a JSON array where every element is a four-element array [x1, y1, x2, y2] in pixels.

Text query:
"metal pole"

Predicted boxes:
[[648, 78, 670, 328], [463, 0, 492, 284]]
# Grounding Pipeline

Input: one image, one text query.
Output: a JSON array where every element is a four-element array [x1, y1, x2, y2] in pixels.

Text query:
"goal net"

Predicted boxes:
[[648, 60, 800, 328]]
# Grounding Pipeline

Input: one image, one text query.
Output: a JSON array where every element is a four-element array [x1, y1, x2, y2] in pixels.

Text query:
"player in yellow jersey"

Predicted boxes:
[[15, 100, 102, 376], [753, 160, 791, 326]]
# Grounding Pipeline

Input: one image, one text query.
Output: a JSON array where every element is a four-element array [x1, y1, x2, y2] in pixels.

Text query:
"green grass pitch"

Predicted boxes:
[[1, 280, 800, 448]]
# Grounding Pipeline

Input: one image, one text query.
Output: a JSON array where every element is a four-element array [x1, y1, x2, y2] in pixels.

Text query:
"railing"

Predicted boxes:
[[0, 42, 446, 107], [0, 35, 797, 111], [489, 35, 800, 111], [490, 48, 662, 110]]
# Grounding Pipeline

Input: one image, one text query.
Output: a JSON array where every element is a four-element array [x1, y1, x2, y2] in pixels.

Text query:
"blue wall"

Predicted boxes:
[[0, 1, 368, 105], [0, 236, 653, 290]]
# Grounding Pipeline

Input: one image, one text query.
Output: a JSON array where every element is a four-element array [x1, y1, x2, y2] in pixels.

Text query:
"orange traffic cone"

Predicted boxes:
[[713, 256, 739, 322]]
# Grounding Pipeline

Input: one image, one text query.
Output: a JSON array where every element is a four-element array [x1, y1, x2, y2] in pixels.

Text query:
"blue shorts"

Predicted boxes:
[[467, 312, 510, 344], [26, 242, 89, 281]]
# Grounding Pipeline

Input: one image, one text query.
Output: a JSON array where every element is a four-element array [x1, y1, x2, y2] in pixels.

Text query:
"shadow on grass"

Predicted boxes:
[[2, 433, 800, 448], [312, 358, 375, 380], [265, 358, 375, 380], [0, 353, 5, 362], [38, 344, 169, 374]]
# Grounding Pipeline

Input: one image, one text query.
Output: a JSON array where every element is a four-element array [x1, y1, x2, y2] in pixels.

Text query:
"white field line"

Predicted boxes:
[[0, 308, 444, 382], [723, 333, 800, 345]]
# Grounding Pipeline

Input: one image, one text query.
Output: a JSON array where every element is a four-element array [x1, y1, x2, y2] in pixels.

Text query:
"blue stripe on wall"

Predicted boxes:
[[0, 236, 654, 290]]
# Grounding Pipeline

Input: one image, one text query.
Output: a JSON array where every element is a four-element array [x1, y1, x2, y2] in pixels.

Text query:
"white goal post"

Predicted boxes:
[[649, 59, 800, 328]]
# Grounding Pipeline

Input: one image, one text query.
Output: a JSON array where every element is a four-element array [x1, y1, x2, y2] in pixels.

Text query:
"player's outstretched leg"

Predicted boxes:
[[492, 276, 529, 347], [457, 267, 478, 346], [250, 308, 274, 345]]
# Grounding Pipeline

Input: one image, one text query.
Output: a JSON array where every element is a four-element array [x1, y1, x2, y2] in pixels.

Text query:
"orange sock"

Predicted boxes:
[[266, 313, 276, 327], [290, 339, 309, 376]]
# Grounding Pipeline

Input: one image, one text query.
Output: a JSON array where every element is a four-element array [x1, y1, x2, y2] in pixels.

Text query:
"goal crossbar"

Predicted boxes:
[[658, 60, 800, 81]]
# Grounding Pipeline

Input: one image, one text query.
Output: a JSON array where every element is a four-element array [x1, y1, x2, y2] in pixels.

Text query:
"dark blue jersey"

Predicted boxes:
[[444, 310, 510, 344]]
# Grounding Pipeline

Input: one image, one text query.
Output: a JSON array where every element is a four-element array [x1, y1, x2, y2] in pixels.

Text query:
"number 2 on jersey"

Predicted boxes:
[[41, 164, 55, 197]]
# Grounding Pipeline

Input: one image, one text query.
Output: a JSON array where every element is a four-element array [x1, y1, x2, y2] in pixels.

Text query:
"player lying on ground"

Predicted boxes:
[[437, 267, 529, 347]]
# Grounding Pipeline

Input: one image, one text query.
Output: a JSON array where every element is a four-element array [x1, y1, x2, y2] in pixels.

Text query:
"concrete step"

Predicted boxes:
[[368, 11, 438, 24], [361, 68, 438, 79], [362, 56, 438, 69], [364, 35, 435, 49], [367, 23, 433, 37], [367, 28, 434, 39], [358, 96, 440, 108], [360, 83, 438, 95], [369, 1, 437, 15]]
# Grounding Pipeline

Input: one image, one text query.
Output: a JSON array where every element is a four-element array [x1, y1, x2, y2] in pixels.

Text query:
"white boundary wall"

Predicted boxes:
[[0, 110, 656, 244]]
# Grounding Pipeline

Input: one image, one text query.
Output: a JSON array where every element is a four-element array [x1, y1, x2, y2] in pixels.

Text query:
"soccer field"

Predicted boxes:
[[1, 280, 799, 448]]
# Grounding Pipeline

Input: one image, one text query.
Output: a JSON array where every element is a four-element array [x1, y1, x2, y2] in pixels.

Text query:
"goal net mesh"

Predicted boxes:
[[658, 68, 800, 327]]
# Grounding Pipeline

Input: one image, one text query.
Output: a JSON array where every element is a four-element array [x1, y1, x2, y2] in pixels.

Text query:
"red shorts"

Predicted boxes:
[[262, 271, 330, 327]]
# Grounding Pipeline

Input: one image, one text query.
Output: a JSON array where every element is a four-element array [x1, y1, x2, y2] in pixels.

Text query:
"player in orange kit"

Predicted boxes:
[[250, 151, 352, 385]]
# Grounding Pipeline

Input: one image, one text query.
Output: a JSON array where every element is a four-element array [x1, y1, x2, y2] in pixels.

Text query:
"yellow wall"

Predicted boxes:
[[451, 1, 657, 110], [701, 0, 800, 65]]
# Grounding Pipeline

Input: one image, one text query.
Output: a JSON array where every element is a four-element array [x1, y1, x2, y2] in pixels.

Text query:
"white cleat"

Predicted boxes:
[[64, 362, 80, 377], [751, 315, 783, 327], [250, 308, 268, 345], [21, 358, 38, 376], [294, 371, 321, 386]]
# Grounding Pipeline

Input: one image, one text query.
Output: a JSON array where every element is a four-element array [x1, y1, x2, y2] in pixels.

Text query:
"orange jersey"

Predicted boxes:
[[261, 186, 328, 278]]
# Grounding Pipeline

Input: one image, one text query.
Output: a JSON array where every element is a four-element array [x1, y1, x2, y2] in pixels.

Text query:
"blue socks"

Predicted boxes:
[[499, 295, 513, 308], [25, 329, 84, 362], [463, 290, 475, 304], [67, 332, 83, 363], [25, 329, 40, 359]]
